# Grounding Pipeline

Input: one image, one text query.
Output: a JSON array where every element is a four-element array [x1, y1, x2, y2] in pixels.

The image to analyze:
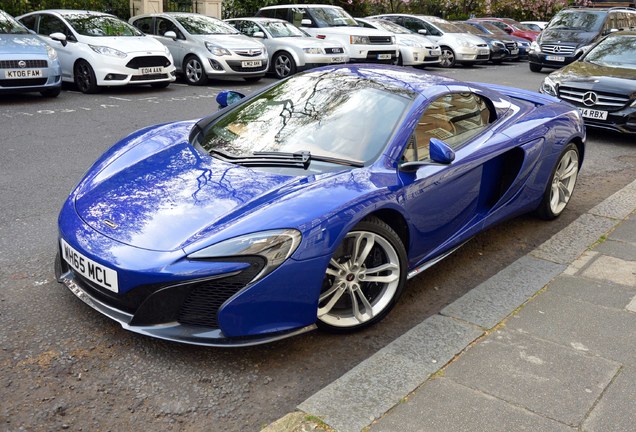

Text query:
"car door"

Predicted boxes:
[[32, 13, 77, 81], [398, 87, 505, 266], [155, 17, 187, 70]]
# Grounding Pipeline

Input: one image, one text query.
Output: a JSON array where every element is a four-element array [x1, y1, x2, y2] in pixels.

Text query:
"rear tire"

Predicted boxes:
[[537, 143, 580, 220]]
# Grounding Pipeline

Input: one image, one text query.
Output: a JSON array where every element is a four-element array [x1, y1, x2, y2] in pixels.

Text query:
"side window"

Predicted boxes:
[[132, 17, 153, 34], [19, 14, 37, 31], [401, 17, 426, 33], [39, 15, 68, 36], [156, 17, 181, 37], [403, 93, 492, 162], [233, 20, 260, 37]]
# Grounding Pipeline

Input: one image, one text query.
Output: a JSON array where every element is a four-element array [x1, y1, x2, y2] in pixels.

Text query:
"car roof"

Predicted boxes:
[[260, 4, 343, 9], [28, 9, 113, 16], [227, 17, 288, 23]]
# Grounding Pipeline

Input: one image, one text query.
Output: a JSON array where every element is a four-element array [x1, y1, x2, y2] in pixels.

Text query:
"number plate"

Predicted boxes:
[[6, 69, 42, 79], [140, 67, 164, 75], [478, 49, 490, 55], [579, 107, 608, 120], [330, 56, 346, 63], [546, 55, 565, 62], [241, 60, 262, 68], [61, 238, 118, 293], [377, 53, 392, 60], [511, 48, 519, 55]]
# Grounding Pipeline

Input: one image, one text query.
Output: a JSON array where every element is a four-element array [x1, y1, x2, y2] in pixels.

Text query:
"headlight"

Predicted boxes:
[[187, 229, 302, 282], [46, 45, 58, 61], [458, 39, 476, 48], [541, 76, 558, 97], [205, 42, 231, 56], [350, 35, 370, 45], [530, 41, 540, 53], [303, 47, 323, 54], [89, 45, 127, 58]]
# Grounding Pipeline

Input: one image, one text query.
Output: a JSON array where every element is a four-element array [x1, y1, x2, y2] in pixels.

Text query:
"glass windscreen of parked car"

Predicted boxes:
[[584, 34, 636, 68], [197, 70, 415, 172], [547, 10, 605, 31], [175, 15, 239, 35], [309, 7, 358, 27], [366, 19, 413, 34], [261, 20, 306, 37], [478, 22, 509, 35], [65, 14, 143, 36], [0, 11, 29, 34]]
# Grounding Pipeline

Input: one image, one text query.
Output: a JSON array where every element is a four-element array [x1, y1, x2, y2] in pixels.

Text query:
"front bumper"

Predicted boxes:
[[206, 54, 269, 76], [528, 52, 576, 69], [0, 57, 62, 93], [455, 47, 490, 64], [94, 54, 176, 86]]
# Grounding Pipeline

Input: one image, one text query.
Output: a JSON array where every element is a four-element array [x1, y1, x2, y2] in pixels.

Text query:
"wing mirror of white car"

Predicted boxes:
[[418, 29, 428, 35], [216, 90, 246, 108], [399, 138, 455, 172], [301, 19, 312, 26], [163, 30, 178, 40], [50, 32, 67, 46], [253, 31, 265, 38]]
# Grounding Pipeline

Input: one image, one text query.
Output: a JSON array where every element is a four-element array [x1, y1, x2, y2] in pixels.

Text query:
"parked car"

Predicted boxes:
[[369, 14, 490, 67], [55, 64, 585, 346], [225, 17, 346, 79], [540, 31, 636, 134], [471, 17, 539, 41], [130, 13, 268, 84], [255, 4, 399, 64], [528, 7, 636, 72], [0, 9, 62, 97], [521, 21, 548, 32], [464, 20, 531, 59], [453, 21, 518, 63], [17, 10, 176, 93], [355, 18, 441, 67]]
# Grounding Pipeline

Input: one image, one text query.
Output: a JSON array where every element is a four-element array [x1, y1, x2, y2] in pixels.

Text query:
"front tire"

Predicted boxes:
[[439, 46, 456, 68], [74, 60, 99, 94], [183, 55, 208, 85], [529, 63, 542, 72], [317, 216, 407, 332], [272, 51, 297, 79], [537, 143, 580, 220]]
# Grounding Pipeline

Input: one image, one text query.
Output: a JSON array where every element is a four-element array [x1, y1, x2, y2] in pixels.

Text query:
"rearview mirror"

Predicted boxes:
[[301, 19, 312, 26], [253, 31, 265, 38], [50, 32, 67, 46], [418, 29, 428, 35], [164, 30, 177, 40], [216, 90, 246, 108], [429, 138, 455, 164]]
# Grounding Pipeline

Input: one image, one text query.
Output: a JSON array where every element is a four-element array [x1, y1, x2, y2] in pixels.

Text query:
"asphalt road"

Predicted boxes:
[[0, 62, 634, 432]]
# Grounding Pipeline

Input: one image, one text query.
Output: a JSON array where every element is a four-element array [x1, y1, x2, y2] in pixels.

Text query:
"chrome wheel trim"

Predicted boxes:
[[549, 148, 579, 215], [274, 54, 292, 78], [318, 231, 401, 328], [185, 58, 203, 83], [440, 48, 454, 67]]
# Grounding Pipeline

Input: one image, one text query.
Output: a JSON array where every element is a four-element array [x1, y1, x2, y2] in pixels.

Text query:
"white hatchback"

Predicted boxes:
[[17, 10, 176, 93]]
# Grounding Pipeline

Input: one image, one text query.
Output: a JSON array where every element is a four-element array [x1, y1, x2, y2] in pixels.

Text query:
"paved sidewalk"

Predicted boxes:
[[264, 179, 636, 432]]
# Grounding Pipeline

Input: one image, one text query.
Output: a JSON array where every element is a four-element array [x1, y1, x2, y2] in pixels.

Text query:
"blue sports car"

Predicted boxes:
[[55, 65, 585, 346]]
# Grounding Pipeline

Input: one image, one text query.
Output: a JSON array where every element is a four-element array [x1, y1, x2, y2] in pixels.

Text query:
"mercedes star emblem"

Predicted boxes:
[[582, 91, 598, 107]]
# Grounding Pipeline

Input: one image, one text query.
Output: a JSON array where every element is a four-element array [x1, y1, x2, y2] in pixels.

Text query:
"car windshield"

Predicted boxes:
[[428, 19, 462, 33], [584, 35, 636, 69], [455, 22, 481, 35], [309, 7, 357, 27], [0, 11, 29, 34], [547, 11, 604, 31], [176, 15, 239, 35], [368, 19, 411, 34], [478, 22, 507, 35], [199, 70, 415, 167], [262, 20, 305, 37], [65, 14, 143, 36]]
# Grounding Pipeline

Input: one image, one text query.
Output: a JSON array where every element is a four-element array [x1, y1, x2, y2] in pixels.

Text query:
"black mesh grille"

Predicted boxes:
[[0, 60, 48, 69], [369, 36, 393, 44], [0, 78, 47, 87], [126, 56, 171, 69], [130, 73, 169, 81]]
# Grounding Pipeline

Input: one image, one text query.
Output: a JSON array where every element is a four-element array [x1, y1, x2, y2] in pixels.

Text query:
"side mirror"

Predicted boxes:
[[253, 31, 265, 38], [504, 28, 512, 34], [216, 90, 246, 108], [50, 32, 67, 46], [163, 30, 177, 40], [417, 29, 428, 35], [429, 138, 455, 164], [301, 19, 312, 26]]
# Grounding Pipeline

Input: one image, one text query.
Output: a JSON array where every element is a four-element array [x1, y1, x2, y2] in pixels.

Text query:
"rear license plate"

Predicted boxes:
[[330, 56, 345, 63], [377, 53, 392, 60], [546, 55, 565, 62], [241, 60, 262, 68], [140, 67, 164, 74], [61, 238, 118, 293], [579, 107, 608, 120], [6, 69, 42, 79]]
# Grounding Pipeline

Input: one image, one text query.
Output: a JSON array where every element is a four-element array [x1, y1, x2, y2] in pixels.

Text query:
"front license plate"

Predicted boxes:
[[511, 48, 519, 55], [479, 49, 489, 55], [60, 238, 118, 293], [330, 56, 345, 63], [546, 55, 565, 62], [140, 66, 164, 75], [579, 107, 608, 120], [6, 69, 42, 79], [241, 60, 262, 68], [377, 53, 392, 60]]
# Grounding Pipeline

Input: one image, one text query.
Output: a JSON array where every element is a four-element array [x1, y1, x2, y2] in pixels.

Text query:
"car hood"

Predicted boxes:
[[550, 60, 636, 93], [538, 29, 597, 46], [0, 34, 49, 55], [275, 36, 342, 49], [78, 35, 167, 53], [446, 33, 486, 45], [192, 33, 265, 49], [396, 33, 435, 46]]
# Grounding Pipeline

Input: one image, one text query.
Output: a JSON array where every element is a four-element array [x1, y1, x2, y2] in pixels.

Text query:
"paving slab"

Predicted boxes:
[[530, 213, 618, 264], [589, 179, 636, 220], [442, 329, 620, 427], [546, 275, 636, 310], [508, 290, 636, 366], [370, 378, 575, 432], [441, 255, 564, 329], [581, 255, 636, 287], [593, 238, 636, 262], [583, 366, 636, 432], [606, 216, 636, 243], [298, 315, 482, 432]]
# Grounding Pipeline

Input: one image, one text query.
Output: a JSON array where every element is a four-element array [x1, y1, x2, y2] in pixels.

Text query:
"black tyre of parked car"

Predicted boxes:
[[74, 60, 99, 94], [184, 55, 208, 85], [529, 63, 543, 72], [272, 51, 297, 79], [439, 46, 456, 67]]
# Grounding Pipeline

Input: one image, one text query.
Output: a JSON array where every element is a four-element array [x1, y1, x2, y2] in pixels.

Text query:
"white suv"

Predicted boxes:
[[370, 14, 490, 67], [256, 4, 398, 64]]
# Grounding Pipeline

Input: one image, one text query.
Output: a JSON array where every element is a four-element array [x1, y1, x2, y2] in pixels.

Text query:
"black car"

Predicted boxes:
[[540, 31, 636, 134], [529, 7, 636, 72], [464, 20, 529, 59], [454, 21, 518, 63]]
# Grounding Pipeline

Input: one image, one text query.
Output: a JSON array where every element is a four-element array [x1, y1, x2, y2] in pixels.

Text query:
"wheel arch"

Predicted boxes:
[[366, 208, 410, 254], [273, 48, 303, 67]]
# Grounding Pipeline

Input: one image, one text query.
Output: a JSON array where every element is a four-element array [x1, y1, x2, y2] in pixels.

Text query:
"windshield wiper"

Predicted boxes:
[[209, 149, 364, 169]]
